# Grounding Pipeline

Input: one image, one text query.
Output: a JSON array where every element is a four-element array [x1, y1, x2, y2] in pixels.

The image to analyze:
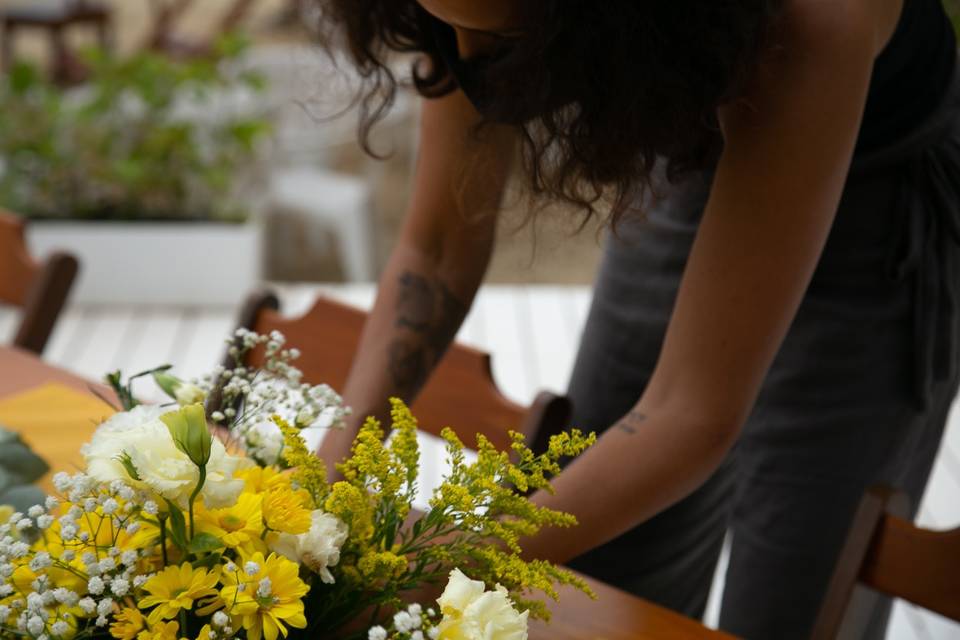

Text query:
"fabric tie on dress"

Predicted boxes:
[[886, 138, 960, 410]]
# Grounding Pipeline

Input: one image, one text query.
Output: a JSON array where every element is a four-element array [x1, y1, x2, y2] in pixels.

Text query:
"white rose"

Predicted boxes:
[[243, 421, 285, 466], [270, 510, 348, 584], [82, 405, 167, 483], [82, 406, 251, 509], [436, 569, 528, 640]]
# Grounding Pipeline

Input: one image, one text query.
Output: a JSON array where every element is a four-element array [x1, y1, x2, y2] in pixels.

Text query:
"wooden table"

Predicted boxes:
[[0, 345, 733, 640], [0, 345, 115, 486]]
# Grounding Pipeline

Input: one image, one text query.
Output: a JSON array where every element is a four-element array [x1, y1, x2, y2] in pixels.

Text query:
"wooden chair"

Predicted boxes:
[[145, 0, 259, 59], [0, 0, 113, 85], [811, 485, 960, 639], [0, 211, 78, 355], [230, 289, 573, 453]]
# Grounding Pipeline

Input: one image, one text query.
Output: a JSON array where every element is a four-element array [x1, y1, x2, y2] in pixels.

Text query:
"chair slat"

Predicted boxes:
[[236, 290, 571, 453], [862, 516, 960, 621]]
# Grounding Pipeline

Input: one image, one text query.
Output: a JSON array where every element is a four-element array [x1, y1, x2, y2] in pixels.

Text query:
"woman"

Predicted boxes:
[[311, 1, 960, 637]]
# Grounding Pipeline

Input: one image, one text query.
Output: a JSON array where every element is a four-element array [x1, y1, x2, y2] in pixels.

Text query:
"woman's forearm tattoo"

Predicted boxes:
[[387, 270, 467, 398], [618, 409, 647, 435]]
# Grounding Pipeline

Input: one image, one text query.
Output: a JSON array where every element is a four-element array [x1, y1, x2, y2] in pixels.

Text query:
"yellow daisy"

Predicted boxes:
[[9, 564, 35, 595], [194, 624, 215, 640], [135, 620, 179, 640], [237, 466, 290, 494], [220, 552, 309, 640], [110, 607, 146, 640], [261, 488, 311, 535], [138, 563, 220, 625], [195, 492, 267, 554], [46, 500, 159, 564]]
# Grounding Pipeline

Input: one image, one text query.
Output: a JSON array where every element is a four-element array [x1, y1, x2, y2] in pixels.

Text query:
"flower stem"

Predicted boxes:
[[188, 465, 207, 539], [158, 513, 169, 566]]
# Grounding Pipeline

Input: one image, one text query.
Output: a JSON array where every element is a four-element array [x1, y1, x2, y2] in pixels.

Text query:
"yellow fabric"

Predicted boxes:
[[0, 383, 114, 490]]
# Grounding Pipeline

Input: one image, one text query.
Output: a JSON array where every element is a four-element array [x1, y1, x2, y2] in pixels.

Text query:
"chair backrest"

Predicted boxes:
[[0, 211, 78, 354], [812, 485, 960, 639], [145, 0, 258, 57], [231, 289, 572, 453]]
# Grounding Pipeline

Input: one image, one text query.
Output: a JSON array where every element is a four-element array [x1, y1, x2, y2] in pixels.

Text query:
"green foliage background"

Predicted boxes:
[[0, 37, 270, 222]]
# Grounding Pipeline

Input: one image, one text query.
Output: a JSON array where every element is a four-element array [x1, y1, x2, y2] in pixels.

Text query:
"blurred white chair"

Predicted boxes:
[[269, 167, 375, 282], [238, 44, 416, 282]]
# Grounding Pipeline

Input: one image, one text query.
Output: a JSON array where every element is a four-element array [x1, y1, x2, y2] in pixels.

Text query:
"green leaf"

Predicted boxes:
[[8, 62, 39, 94], [0, 483, 48, 515], [104, 371, 137, 411], [0, 429, 48, 485], [228, 121, 270, 151], [165, 502, 189, 550], [240, 70, 268, 92], [188, 532, 225, 554], [213, 32, 250, 59], [192, 552, 223, 570], [111, 159, 146, 184], [114, 452, 141, 482]]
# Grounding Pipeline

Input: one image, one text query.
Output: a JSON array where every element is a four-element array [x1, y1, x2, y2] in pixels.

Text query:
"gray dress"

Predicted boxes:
[[565, 55, 960, 640]]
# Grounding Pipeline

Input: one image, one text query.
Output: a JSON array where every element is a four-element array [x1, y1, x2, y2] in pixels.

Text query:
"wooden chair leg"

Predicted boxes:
[[97, 15, 113, 52], [49, 24, 71, 85], [220, 0, 257, 32], [0, 22, 12, 73], [811, 487, 910, 640]]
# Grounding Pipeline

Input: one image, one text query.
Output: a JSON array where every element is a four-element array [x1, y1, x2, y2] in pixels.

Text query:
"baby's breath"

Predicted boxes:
[[202, 329, 350, 467]]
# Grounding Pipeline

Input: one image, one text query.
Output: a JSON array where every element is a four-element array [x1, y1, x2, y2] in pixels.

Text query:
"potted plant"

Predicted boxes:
[[0, 37, 272, 304]]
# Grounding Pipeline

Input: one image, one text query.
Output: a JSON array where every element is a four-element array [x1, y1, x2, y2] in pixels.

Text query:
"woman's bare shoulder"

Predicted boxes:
[[730, 0, 883, 111], [721, 0, 880, 140], [778, 0, 902, 58]]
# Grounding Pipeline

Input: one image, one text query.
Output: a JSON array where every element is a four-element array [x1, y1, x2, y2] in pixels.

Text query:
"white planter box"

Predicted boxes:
[[26, 221, 263, 305]]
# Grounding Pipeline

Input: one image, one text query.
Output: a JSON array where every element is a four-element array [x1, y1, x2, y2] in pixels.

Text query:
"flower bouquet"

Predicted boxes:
[[0, 330, 594, 639]]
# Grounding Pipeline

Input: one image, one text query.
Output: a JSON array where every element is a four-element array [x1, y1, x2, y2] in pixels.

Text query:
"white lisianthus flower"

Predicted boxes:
[[436, 569, 528, 640], [82, 405, 251, 509], [270, 510, 348, 584], [82, 404, 165, 480]]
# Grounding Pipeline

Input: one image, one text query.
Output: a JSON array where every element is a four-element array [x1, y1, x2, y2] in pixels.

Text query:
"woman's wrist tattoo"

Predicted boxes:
[[387, 270, 467, 397], [618, 409, 647, 435]]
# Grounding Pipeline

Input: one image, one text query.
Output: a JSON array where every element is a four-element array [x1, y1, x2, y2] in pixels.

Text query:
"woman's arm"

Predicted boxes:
[[522, 0, 882, 563], [317, 89, 516, 470]]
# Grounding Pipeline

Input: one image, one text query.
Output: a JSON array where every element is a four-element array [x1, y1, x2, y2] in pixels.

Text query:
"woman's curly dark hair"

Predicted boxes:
[[310, 0, 784, 224]]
